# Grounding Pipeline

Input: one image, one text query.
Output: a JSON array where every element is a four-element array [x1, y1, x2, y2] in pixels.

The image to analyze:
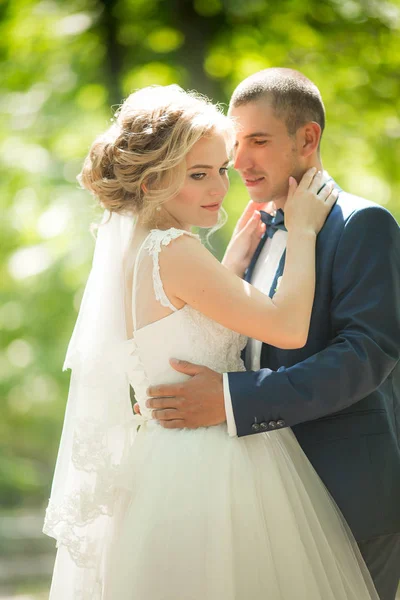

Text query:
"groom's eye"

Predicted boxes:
[[254, 139, 268, 146]]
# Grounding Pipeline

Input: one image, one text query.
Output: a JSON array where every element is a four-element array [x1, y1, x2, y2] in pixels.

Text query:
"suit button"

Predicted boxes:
[[276, 419, 286, 428], [268, 421, 277, 429], [260, 422, 268, 431], [252, 423, 261, 432]]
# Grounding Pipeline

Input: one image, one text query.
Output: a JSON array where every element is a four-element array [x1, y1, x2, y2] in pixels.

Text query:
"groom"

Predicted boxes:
[[144, 68, 400, 599]]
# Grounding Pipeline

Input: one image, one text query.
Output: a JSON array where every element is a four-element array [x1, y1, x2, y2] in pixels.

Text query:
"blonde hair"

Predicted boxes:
[[78, 85, 234, 224]]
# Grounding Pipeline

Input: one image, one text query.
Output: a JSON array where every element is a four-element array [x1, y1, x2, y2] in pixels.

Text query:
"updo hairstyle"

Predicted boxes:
[[78, 85, 233, 223]]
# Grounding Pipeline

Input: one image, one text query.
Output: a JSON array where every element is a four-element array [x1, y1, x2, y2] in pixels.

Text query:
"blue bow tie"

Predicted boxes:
[[260, 209, 287, 238]]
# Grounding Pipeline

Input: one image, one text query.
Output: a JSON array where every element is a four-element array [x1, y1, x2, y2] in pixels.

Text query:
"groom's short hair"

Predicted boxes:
[[230, 68, 325, 137]]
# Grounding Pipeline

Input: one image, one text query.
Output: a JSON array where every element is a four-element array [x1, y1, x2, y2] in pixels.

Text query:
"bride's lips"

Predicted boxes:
[[244, 176, 265, 187], [201, 202, 222, 211]]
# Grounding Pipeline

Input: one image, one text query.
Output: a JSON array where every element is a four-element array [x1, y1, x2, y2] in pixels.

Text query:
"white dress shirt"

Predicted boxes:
[[223, 230, 288, 436]]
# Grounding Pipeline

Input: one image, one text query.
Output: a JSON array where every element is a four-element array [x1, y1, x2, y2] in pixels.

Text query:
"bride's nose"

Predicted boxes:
[[209, 179, 228, 197]]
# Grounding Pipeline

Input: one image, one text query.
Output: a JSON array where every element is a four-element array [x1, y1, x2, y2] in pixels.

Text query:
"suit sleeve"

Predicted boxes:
[[227, 205, 400, 437]]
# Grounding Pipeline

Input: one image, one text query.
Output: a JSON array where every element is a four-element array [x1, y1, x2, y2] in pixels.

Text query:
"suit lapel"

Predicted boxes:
[[245, 233, 268, 282], [269, 249, 287, 297]]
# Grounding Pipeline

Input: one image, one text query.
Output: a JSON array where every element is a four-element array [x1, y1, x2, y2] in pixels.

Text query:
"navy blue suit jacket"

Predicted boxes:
[[228, 186, 400, 542]]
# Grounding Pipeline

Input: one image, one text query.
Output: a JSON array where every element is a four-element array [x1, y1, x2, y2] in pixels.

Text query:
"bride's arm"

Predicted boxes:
[[162, 170, 337, 350], [163, 229, 315, 349]]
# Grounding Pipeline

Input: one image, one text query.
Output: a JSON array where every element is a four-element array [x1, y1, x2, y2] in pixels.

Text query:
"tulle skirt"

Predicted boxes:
[[97, 421, 378, 600]]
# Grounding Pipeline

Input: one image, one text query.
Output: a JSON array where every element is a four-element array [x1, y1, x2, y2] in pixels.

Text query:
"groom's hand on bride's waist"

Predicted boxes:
[[142, 359, 225, 429]]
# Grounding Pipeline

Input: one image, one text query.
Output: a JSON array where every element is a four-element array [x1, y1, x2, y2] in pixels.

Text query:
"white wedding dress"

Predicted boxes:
[[49, 226, 379, 599]]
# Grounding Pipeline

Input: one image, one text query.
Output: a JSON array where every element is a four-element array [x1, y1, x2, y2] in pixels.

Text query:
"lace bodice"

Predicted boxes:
[[124, 228, 247, 421]]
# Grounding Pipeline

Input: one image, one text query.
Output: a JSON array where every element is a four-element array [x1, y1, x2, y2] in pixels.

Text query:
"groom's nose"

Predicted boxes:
[[233, 146, 253, 172]]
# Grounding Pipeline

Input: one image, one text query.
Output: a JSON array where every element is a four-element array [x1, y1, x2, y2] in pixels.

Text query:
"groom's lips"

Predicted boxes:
[[244, 176, 265, 187]]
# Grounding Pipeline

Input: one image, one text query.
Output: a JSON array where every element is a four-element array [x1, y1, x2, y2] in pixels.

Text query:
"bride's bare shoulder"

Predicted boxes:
[[154, 227, 201, 248], [157, 228, 216, 269]]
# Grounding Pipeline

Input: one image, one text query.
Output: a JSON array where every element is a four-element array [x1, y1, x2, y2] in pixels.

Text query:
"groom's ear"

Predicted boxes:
[[297, 122, 321, 158]]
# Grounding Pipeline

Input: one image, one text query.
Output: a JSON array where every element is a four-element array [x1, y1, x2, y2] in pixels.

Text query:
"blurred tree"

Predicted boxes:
[[0, 0, 399, 510]]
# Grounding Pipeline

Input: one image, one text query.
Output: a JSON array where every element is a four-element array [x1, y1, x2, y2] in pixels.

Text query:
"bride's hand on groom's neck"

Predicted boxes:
[[222, 200, 271, 276]]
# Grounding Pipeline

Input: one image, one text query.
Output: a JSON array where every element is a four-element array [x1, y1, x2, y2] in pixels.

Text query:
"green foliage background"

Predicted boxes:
[[1, 0, 400, 511]]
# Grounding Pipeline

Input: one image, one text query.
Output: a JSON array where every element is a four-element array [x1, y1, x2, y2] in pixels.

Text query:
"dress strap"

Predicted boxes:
[[143, 228, 200, 312]]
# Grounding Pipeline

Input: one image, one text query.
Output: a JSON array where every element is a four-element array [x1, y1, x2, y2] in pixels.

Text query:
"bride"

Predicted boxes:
[[43, 84, 378, 599]]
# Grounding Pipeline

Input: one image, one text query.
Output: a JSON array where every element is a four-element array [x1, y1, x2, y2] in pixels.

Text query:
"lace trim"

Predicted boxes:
[[144, 228, 200, 311], [43, 338, 150, 578], [43, 417, 137, 563]]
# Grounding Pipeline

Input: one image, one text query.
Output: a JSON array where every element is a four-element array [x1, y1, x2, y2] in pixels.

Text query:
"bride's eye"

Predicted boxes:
[[191, 173, 206, 180], [219, 167, 229, 176]]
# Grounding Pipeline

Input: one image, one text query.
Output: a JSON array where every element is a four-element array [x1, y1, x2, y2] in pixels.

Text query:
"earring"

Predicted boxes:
[[156, 206, 161, 212]]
